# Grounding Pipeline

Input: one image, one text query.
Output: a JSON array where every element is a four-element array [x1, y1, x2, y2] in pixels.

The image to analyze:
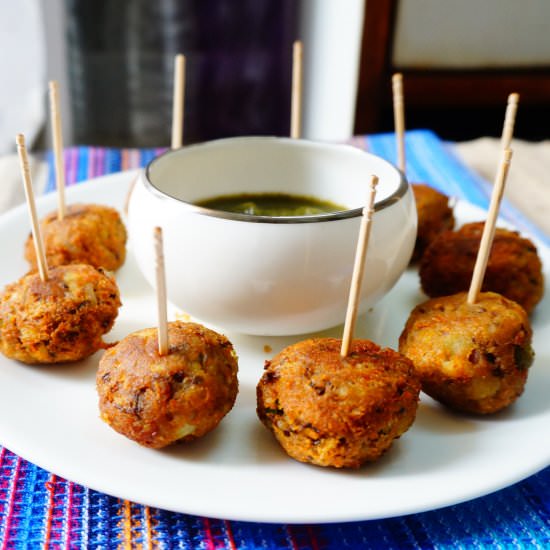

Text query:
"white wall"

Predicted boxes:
[[0, 0, 47, 153], [393, 0, 550, 68], [299, 0, 366, 141]]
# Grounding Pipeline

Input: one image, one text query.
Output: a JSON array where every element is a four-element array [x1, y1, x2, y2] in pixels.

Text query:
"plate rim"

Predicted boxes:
[[0, 170, 548, 524]]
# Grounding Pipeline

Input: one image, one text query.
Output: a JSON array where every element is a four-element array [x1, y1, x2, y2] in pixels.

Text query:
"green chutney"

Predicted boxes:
[[196, 192, 347, 216]]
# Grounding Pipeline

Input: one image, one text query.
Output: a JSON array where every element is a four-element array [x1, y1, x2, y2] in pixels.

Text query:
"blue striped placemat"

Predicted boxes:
[[351, 130, 550, 247]]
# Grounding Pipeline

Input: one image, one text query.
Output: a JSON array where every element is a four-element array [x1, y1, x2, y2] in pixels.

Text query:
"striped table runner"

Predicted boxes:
[[1, 130, 549, 549], [351, 131, 550, 247]]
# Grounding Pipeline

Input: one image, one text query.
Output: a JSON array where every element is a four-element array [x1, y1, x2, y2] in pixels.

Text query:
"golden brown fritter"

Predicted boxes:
[[419, 222, 544, 314], [257, 338, 420, 468], [97, 321, 239, 449], [411, 183, 455, 263], [399, 291, 534, 414], [25, 203, 127, 271], [0, 264, 121, 364]]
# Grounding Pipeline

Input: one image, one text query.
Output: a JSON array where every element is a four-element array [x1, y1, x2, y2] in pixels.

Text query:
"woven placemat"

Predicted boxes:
[[1, 131, 549, 549]]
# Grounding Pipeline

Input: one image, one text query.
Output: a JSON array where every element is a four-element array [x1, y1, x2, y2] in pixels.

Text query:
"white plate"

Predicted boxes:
[[0, 171, 549, 524]]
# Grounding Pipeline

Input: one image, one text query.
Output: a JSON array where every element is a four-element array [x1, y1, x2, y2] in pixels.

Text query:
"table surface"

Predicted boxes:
[[0, 131, 549, 549]]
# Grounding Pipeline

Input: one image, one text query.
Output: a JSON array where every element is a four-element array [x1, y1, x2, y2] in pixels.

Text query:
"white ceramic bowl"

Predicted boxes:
[[127, 137, 416, 335]]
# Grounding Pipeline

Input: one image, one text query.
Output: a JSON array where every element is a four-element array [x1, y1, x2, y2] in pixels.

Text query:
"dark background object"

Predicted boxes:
[[354, 0, 550, 141], [66, 0, 297, 147]]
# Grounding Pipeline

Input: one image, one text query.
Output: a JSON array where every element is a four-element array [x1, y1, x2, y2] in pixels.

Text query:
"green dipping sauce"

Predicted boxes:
[[196, 193, 347, 216]]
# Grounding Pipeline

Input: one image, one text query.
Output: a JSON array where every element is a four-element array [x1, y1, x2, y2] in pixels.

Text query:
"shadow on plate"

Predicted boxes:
[[157, 413, 289, 467], [116, 246, 151, 295], [412, 398, 479, 435], [23, 352, 100, 382], [529, 282, 549, 325], [346, 404, 477, 479]]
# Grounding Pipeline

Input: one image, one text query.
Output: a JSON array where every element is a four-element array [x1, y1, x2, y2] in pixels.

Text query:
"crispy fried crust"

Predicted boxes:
[[411, 183, 455, 262], [419, 222, 544, 313], [0, 264, 120, 364], [25, 203, 127, 271], [257, 338, 420, 468], [399, 292, 534, 414], [97, 322, 239, 449]]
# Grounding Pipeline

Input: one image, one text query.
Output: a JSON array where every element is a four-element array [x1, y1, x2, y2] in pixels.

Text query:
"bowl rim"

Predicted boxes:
[[142, 136, 409, 224]]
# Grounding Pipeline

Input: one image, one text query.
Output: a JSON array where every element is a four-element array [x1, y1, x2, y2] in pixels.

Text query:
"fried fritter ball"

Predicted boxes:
[[25, 203, 127, 271], [419, 222, 543, 314], [411, 183, 455, 262], [399, 292, 534, 415], [0, 264, 121, 364], [97, 321, 239, 449], [257, 338, 420, 468]]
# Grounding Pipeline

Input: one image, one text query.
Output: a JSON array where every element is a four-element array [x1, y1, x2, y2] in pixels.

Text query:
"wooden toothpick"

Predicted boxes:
[[154, 226, 169, 355], [290, 39, 303, 139], [341, 175, 379, 357], [392, 73, 406, 173], [16, 134, 49, 282], [501, 92, 519, 150], [171, 54, 186, 150], [467, 148, 513, 305], [48, 80, 66, 220]]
